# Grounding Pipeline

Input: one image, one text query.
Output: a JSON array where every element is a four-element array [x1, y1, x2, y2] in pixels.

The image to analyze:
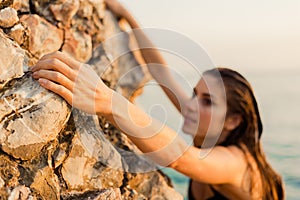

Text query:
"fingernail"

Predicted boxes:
[[32, 72, 37, 78], [39, 78, 46, 85]]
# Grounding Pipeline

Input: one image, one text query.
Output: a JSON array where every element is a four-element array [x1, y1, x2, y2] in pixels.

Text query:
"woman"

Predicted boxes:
[[31, 0, 284, 199]]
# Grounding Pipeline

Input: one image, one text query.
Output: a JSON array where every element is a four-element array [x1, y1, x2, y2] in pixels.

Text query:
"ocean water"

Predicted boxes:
[[135, 68, 300, 200]]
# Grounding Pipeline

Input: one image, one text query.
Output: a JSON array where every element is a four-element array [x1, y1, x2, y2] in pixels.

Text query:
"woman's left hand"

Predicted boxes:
[[31, 51, 113, 115]]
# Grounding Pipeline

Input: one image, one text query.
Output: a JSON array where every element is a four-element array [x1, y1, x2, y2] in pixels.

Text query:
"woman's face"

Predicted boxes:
[[182, 75, 228, 145]]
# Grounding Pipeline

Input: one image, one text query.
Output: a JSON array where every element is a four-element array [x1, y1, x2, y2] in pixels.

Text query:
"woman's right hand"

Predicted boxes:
[[31, 51, 114, 116], [104, 0, 129, 18]]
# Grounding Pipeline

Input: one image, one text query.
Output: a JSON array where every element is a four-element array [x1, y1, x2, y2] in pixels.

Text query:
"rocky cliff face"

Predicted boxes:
[[0, 0, 183, 199]]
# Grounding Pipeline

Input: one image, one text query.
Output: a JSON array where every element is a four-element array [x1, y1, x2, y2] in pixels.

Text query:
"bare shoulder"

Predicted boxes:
[[212, 145, 247, 164], [227, 145, 247, 159], [225, 145, 250, 185], [227, 144, 257, 167], [226, 145, 262, 195]]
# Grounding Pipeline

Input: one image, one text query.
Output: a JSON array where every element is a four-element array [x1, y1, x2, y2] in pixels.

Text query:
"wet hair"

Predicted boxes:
[[203, 68, 284, 200]]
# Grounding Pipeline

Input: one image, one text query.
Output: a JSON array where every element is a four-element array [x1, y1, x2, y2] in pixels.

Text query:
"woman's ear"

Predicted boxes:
[[224, 114, 242, 131]]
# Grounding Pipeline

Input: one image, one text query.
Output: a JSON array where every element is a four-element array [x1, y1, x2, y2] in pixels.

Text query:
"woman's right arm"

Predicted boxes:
[[105, 0, 190, 113], [32, 51, 247, 186]]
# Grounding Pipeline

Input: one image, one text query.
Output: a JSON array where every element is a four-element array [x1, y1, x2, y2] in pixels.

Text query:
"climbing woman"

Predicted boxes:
[[31, 0, 284, 199]]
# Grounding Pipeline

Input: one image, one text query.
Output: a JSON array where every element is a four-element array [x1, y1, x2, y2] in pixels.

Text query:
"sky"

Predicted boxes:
[[120, 0, 300, 71]]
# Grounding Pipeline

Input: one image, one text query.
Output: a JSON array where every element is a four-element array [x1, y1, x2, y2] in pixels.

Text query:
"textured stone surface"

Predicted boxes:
[[0, 176, 4, 188], [0, 1, 183, 199], [50, 0, 79, 27], [61, 188, 122, 200], [0, 7, 18, 28], [12, 0, 30, 13], [127, 172, 183, 200], [7, 23, 26, 45], [20, 14, 63, 58], [8, 185, 32, 200], [0, 0, 13, 10], [71, 0, 105, 45], [62, 28, 92, 62], [103, 11, 148, 100], [61, 110, 123, 192], [0, 155, 19, 188], [0, 73, 71, 160], [30, 167, 60, 199], [0, 30, 25, 89], [30, 0, 57, 23]]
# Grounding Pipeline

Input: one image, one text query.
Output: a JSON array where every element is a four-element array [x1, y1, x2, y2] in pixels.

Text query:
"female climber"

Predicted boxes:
[[31, 0, 284, 199]]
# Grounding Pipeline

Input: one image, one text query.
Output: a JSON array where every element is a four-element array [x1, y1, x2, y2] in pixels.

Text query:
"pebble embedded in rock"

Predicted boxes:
[[0, 7, 19, 28], [7, 23, 26, 45]]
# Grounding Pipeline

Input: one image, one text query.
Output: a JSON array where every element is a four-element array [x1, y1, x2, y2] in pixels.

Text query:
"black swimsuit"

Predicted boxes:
[[188, 180, 229, 200]]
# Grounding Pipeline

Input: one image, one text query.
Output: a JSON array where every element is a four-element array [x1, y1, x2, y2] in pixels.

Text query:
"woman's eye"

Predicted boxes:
[[202, 98, 212, 106]]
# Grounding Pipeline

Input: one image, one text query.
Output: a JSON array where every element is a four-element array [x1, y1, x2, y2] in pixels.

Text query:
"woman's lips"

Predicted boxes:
[[184, 117, 197, 124]]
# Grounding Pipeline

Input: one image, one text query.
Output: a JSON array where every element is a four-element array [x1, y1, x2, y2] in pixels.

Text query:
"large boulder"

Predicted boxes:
[[0, 0, 182, 199]]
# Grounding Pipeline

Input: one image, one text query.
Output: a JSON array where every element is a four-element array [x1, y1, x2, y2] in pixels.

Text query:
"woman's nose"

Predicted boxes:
[[184, 97, 199, 113]]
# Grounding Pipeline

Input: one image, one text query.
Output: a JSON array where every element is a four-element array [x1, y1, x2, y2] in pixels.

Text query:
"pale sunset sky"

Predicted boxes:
[[121, 0, 300, 71]]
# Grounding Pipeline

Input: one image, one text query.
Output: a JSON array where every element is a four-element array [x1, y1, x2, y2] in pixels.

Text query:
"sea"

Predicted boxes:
[[135, 67, 300, 200]]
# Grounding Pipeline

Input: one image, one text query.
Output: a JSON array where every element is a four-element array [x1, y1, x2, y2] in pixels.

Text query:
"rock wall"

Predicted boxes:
[[0, 0, 183, 199]]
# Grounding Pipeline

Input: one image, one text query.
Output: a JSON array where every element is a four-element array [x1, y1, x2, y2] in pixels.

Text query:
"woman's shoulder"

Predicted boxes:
[[226, 145, 246, 157], [221, 145, 253, 186], [226, 144, 254, 164], [226, 144, 263, 198], [217, 144, 248, 168]]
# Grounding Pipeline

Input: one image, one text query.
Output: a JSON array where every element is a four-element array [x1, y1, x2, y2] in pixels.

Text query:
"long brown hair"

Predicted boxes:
[[204, 68, 284, 200]]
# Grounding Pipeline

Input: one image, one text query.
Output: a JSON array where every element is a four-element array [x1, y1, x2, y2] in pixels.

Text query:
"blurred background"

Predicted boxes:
[[120, 0, 300, 199]]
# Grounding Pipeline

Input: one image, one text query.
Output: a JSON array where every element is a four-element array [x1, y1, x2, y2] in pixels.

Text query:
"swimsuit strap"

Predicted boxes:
[[188, 179, 196, 200], [207, 185, 229, 200], [188, 180, 229, 200]]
